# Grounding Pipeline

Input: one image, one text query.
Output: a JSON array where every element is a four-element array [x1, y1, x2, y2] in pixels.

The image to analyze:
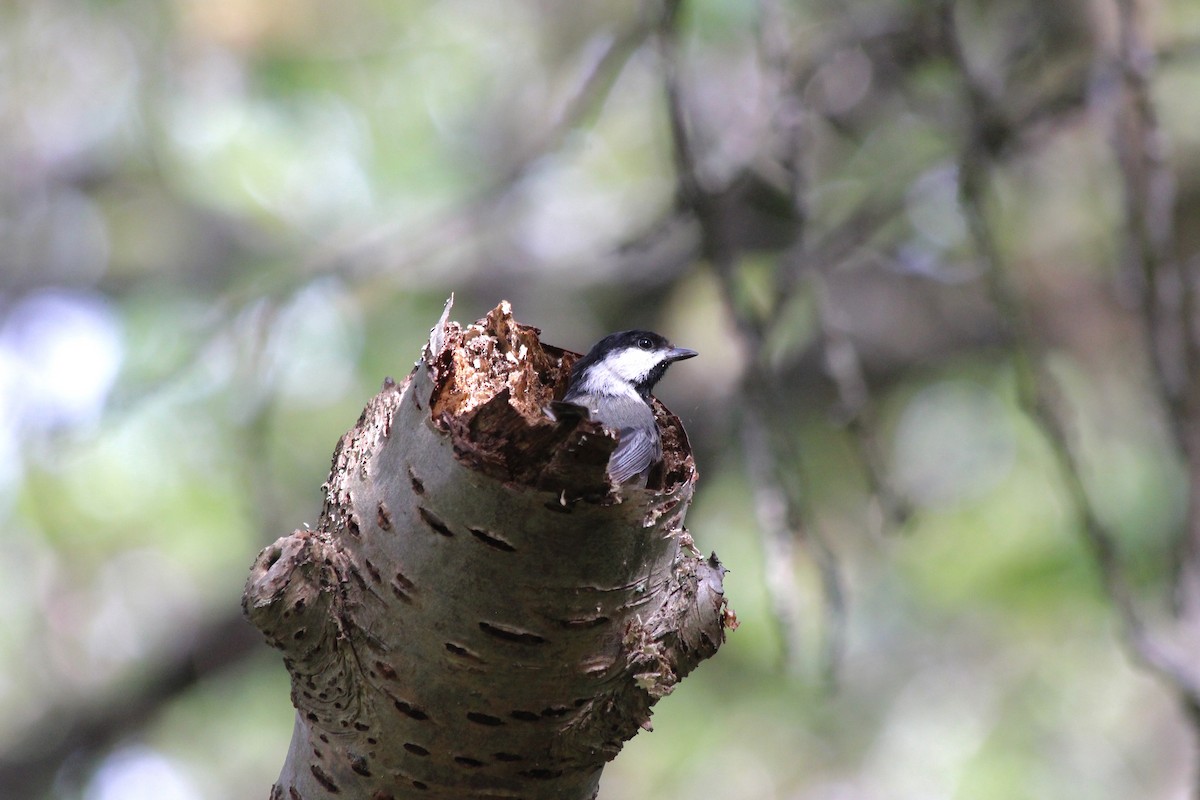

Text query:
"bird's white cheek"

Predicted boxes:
[[606, 349, 662, 382], [580, 363, 643, 400]]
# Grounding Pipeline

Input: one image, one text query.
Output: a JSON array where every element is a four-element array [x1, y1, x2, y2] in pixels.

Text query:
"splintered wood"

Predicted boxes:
[[431, 300, 567, 422]]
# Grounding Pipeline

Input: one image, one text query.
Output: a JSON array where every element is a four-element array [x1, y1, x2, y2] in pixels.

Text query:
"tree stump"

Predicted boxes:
[[243, 300, 732, 800]]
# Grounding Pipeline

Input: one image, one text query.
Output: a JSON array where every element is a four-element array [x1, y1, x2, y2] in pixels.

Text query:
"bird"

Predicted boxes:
[[559, 330, 698, 485]]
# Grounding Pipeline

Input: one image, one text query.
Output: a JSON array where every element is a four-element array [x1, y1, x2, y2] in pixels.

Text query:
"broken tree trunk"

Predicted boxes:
[[242, 300, 731, 800]]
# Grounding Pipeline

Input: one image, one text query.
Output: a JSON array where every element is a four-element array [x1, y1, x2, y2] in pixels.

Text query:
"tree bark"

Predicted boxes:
[[242, 300, 732, 800]]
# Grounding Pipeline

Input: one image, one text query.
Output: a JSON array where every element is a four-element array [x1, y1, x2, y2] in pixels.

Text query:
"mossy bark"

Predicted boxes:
[[243, 300, 731, 800]]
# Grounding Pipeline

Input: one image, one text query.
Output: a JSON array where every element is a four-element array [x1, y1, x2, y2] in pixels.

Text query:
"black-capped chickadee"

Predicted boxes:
[[560, 330, 698, 485]]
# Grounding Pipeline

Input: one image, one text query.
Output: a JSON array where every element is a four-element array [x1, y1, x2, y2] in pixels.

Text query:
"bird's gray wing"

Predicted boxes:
[[608, 425, 662, 484]]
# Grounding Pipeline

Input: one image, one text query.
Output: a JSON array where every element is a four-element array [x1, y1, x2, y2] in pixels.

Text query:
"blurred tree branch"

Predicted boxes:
[[659, 0, 845, 679], [653, 1, 1200, 738], [0, 614, 263, 799], [1109, 0, 1200, 624], [942, 0, 1200, 771]]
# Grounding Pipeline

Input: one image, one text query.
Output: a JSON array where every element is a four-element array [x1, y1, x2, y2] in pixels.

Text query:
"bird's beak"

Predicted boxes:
[[666, 347, 698, 362]]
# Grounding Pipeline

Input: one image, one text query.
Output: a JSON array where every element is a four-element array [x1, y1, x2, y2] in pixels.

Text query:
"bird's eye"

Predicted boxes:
[[637, 337, 653, 350]]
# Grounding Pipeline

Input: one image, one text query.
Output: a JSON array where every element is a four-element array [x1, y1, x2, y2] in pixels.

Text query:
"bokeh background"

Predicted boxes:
[[4, 0, 1200, 798]]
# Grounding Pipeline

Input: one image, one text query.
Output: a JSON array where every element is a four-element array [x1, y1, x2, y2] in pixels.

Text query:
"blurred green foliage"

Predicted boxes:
[[3, 0, 1200, 798]]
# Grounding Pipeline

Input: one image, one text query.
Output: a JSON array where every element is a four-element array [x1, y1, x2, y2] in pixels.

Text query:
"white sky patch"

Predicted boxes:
[[906, 164, 967, 251], [0, 348, 22, 498], [0, 289, 123, 433], [84, 746, 202, 800], [891, 379, 1015, 507], [263, 279, 363, 409]]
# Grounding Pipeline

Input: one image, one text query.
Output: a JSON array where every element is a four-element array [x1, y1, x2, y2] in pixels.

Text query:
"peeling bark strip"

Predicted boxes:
[[243, 300, 732, 800]]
